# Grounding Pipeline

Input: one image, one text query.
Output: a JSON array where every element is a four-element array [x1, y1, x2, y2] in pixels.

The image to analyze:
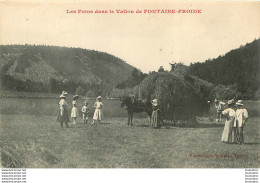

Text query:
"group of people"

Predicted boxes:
[[56, 91, 103, 128], [56, 90, 249, 144], [215, 99, 249, 145]]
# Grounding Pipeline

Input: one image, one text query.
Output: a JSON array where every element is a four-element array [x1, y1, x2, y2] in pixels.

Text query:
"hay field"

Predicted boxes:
[[0, 91, 259, 168], [0, 115, 259, 168]]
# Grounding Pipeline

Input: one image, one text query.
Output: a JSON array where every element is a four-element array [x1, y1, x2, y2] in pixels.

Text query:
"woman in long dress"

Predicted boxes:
[[71, 95, 79, 124], [151, 99, 162, 128], [221, 100, 236, 143], [57, 91, 70, 128], [92, 96, 103, 124]]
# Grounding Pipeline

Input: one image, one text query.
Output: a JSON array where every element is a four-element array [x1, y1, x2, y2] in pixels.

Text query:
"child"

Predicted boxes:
[[81, 101, 89, 124], [71, 95, 79, 124], [92, 96, 103, 124]]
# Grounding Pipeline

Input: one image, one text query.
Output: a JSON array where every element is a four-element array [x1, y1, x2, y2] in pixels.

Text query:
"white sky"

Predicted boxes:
[[0, 1, 260, 73]]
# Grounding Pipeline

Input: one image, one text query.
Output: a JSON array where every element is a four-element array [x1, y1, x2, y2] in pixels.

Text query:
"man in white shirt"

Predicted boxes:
[[234, 100, 249, 145]]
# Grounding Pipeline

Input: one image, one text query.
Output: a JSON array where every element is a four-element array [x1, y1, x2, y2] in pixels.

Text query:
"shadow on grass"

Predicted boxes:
[[137, 124, 150, 128], [159, 122, 224, 129], [197, 123, 224, 128], [243, 142, 260, 145], [99, 122, 111, 125]]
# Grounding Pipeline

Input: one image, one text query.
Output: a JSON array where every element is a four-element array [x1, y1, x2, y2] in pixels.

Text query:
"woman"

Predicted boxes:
[[57, 91, 70, 128], [92, 96, 103, 124], [151, 99, 162, 128], [221, 100, 236, 143], [71, 95, 79, 124]]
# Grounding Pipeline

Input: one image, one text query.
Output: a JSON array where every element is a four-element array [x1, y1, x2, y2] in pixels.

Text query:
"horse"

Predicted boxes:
[[120, 96, 152, 126]]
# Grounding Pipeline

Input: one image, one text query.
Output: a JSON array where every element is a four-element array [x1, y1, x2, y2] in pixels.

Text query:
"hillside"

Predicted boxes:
[[0, 45, 135, 96], [187, 39, 260, 99]]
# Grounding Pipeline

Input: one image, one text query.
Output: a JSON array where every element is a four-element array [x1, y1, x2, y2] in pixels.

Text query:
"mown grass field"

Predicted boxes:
[[0, 90, 259, 168], [0, 114, 259, 168]]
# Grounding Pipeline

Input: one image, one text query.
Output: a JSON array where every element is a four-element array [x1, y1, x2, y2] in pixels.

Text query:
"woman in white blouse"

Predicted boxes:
[[71, 95, 79, 124], [92, 96, 103, 124], [57, 91, 70, 128], [221, 100, 236, 143]]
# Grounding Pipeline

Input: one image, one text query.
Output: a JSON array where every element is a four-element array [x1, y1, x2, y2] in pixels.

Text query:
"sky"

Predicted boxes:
[[0, 1, 260, 73]]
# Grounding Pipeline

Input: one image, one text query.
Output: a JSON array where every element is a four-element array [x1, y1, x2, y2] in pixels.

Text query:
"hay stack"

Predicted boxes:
[[139, 72, 212, 122]]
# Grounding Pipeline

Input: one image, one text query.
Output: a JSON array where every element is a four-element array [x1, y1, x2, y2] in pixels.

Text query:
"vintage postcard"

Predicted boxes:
[[0, 0, 259, 177]]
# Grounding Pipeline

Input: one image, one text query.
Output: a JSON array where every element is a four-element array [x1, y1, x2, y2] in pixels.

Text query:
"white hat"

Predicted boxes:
[[152, 99, 158, 106], [97, 96, 102, 100], [227, 100, 233, 105], [59, 91, 68, 98], [73, 95, 79, 100], [236, 100, 244, 106]]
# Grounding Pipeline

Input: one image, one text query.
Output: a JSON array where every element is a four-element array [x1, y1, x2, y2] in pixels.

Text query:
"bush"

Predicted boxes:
[[209, 84, 237, 100]]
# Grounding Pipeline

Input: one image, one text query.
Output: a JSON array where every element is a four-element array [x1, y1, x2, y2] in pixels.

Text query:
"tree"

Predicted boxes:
[[75, 86, 84, 95], [48, 78, 56, 93], [158, 66, 165, 72]]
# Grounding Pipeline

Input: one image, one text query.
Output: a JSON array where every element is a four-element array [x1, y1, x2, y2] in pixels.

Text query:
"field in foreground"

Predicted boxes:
[[0, 114, 259, 168]]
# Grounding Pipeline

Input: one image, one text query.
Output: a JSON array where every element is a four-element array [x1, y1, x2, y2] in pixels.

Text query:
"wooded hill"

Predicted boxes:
[[114, 39, 260, 100], [0, 45, 135, 96], [187, 39, 260, 99], [1, 38, 259, 100]]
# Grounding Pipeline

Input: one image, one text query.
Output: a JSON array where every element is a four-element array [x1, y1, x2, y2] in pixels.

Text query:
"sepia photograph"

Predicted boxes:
[[0, 0, 259, 172]]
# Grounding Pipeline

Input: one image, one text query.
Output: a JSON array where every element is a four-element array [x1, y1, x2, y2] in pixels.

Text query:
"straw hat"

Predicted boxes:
[[152, 99, 158, 106], [227, 100, 233, 105], [97, 96, 102, 100], [236, 100, 244, 106], [73, 95, 79, 100], [59, 91, 68, 98]]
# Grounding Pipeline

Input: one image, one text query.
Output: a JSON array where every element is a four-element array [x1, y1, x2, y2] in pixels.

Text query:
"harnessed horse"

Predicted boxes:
[[120, 96, 152, 126]]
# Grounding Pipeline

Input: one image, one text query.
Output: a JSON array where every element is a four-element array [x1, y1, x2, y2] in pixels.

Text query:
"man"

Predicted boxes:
[[214, 99, 225, 123], [234, 100, 249, 145]]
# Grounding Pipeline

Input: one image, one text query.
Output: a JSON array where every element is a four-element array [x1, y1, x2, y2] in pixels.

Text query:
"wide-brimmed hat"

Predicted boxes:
[[73, 95, 79, 100], [152, 99, 158, 106], [236, 100, 244, 106], [227, 100, 234, 105], [97, 96, 102, 100], [59, 91, 68, 98]]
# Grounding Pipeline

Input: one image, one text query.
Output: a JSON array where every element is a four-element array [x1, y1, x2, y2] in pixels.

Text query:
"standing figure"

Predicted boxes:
[[81, 101, 89, 124], [214, 99, 225, 123], [57, 91, 70, 128], [221, 100, 236, 143], [234, 100, 249, 145], [151, 99, 162, 128], [71, 95, 79, 124], [92, 96, 103, 124]]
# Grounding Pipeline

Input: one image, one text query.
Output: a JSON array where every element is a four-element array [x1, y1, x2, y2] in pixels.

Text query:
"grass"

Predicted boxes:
[[0, 114, 259, 168], [0, 91, 259, 168], [0, 90, 149, 118], [0, 95, 129, 118]]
